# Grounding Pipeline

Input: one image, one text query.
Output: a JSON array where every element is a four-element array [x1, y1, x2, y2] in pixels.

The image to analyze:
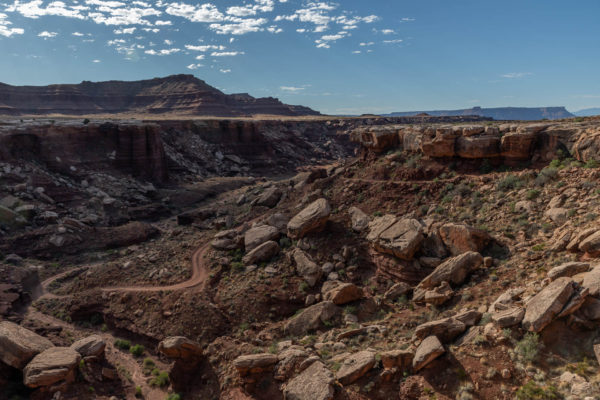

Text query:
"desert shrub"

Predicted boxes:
[[142, 358, 155, 375], [515, 380, 561, 399], [279, 237, 292, 248], [114, 339, 131, 351], [135, 386, 142, 398], [584, 159, 599, 169], [231, 261, 244, 272], [497, 175, 522, 192], [516, 333, 541, 363], [129, 344, 145, 357], [535, 167, 558, 186], [150, 371, 169, 387], [166, 395, 181, 400], [526, 189, 540, 200]]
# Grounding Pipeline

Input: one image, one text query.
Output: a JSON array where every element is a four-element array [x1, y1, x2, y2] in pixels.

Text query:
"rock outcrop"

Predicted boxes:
[[23, 347, 81, 388], [0, 321, 54, 369], [287, 198, 331, 239]]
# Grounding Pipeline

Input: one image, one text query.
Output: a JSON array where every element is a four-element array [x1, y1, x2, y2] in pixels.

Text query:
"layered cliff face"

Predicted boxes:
[[0, 75, 320, 117], [351, 118, 600, 165]]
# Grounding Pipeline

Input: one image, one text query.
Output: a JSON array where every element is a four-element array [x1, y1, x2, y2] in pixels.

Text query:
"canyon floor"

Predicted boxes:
[[2, 116, 600, 400]]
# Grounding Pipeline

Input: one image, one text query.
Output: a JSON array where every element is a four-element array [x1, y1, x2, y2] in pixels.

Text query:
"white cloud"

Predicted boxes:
[[381, 28, 395, 35], [6, 0, 88, 20], [195, 54, 205, 60], [209, 17, 267, 35], [114, 27, 136, 34], [501, 72, 533, 79], [211, 51, 244, 56], [92, 59, 101, 62], [267, 25, 282, 33], [145, 47, 180, 55], [185, 44, 225, 51], [352, 50, 360, 54], [186, 63, 203, 69], [164, 39, 173, 44], [280, 86, 304, 92], [383, 39, 402, 44], [155, 20, 172, 25], [38, 30, 58, 38], [0, 12, 24, 37], [401, 17, 415, 22], [72, 31, 85, 36], [165, 2, 224, 22], [359, 41, 374, 46], [220, 68, 231, 73]]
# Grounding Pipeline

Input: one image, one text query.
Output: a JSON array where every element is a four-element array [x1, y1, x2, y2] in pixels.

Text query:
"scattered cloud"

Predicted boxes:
[[359, 41, 374, 46], [114, 27, 136, 34], [219, 68, 231, 73], [380, 28, 395, 34], [145, 47, 180, 55], [383, 39, 403, 44], [280, 86, 305, 92], [501, 72, 533, 79], [92, 59, 101, 62], [185, 44, 225, 51], [186, 63, 203, 69], [0, 12, 24, 37], [211, 51, 244, 56], [37, 30, 58, 38]]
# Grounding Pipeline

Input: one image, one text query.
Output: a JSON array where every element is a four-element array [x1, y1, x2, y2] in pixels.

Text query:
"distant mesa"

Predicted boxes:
[[383, 106, 574, 121], [573, 108, 600, 117], [0, 74, 321, 117]]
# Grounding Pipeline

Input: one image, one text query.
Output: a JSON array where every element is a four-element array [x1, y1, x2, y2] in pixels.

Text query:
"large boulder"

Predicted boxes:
[[414, 317, 466, 343], [242, 240, 280, 265], [70, 335, 105, 358], [371, 218, 424, 260], [291, 248, 322, 287], [284, 301, 341, 336], [416, 251, 483, 292], [283, 361, 334, 400], [244, 225, 279, 252], [0, 321, 54, 369], [233, 353, 278, 377], [23, 347, 81, 388], [579, 231, 600, 256], [287, 198, 331, 239], [158, 336, 203, 359], [211, 229, 242, 250], [322, 282, 363, 305], [336, 351, 376, 385], [348, 207, 370, 232], [439, 223, 492, 256], [547, 262, 590, 281], [581, 266, 600, 297], [380, 350, 413, 372], [412, 336, 445, 372], [256, 186, 283, 208], [0, 205, 27, 228], [522, 277, 577, 332]]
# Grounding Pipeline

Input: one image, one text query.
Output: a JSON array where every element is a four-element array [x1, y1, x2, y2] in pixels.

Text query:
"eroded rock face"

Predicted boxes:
[[23, 347, 80, 388], [283, 361, 334, 400], [438, 223, 492, 256], [348, 207, 370, 232], [581, 266, 600, 297], [547, 262, 590, 281], [255, 186, 283, 208], [522, 277, 578, 332], [579, 231, 600, 256], [0, 321, 54, 369], [284, 301, 341, 336], [287, 198, 331, 239]]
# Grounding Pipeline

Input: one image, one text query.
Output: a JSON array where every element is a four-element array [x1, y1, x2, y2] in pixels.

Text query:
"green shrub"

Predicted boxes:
[[129, 344, 145, 357], [584, 159, 599, 169], [114, 339, 131, 351], [135, 386, 142, 398], [150, 371, 170, 387], [166, 395, 181, 400], [142, 358, 155, 375], [497, 175, 522, 192], [526, 189, 540, 200], [515, 380, 560, 399], [231, 261, 244, 272], [516, 333, 541, 363], [535, 167, 558, 186]]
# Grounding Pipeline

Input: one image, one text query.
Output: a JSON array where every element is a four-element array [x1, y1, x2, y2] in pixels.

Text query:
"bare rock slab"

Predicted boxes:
[[283, 361, 334, 400], [0, 321, 54, 369], [23, 347, 81, 388], [70, 335, 105, 358], [522, 277, 577, 332], [413, 336, 445, 372], [336, 350, 376, 385], [287, 198, 331, 239]]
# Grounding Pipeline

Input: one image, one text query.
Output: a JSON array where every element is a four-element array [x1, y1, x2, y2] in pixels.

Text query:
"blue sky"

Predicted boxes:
[[1, 0, 599, 114]]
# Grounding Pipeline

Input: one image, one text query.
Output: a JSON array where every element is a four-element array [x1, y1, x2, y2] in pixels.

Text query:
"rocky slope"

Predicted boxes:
[[0, 75, 319, 117], [3, 116, 600, 400]]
